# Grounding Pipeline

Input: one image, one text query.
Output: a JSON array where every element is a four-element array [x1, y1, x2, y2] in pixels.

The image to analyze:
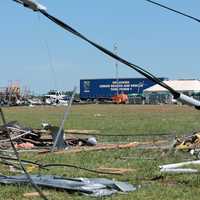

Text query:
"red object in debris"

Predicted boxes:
[[15, 142, 34, 149]]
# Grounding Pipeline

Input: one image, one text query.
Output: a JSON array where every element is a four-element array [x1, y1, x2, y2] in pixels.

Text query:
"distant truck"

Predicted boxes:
[[44, 90, 69, 105], [80, 78, 167, 101]]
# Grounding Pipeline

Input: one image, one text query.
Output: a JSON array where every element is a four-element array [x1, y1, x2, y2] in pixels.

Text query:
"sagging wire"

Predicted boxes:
[[39, 7, 200, 109], [0, 160, 21, 171], [0, 155, 122, 176], [13, 1, 200, 108], [0, 108, 48, 200], [144, 0, 200, 23], [40, 10, 179, 99], [0, 155, 44, 169], [41, 163, 123, 176]]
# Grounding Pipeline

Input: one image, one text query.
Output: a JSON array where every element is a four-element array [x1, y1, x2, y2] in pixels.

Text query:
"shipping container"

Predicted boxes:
[[80, 78, 167, 101]]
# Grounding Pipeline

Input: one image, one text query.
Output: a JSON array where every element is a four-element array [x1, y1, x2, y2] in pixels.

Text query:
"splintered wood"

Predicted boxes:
[[53, 142, 139, 154], [39, 140, 168, 155], [23, 192, 49, 198], [65, 129, 100, 134], [97, 167, 134, 175]]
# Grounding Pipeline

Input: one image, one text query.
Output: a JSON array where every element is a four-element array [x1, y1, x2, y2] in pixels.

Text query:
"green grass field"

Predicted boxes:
[[1, 104, 200, 200]]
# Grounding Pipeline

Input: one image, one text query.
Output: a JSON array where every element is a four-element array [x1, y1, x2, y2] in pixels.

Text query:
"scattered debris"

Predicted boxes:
[[43, 124, 68, 150], [65, 129, 100, 134], [173, 132, 200, 158], [0, 121, 98, 151], [0, 121, 42, 149], [160, 168, 199, 174], [0, 175, 138, 197], [120, 156, 157, 161], [66, 137, 97, 147], [23, 192, 50, 198], [160, 160, 200, 174], [9, 165, 23, 173], [15, 142, 34, 149], [160, 160, 200, 169], [97, 167, 134, 175], [37, 140, 169, 154], [94, 113, 102, 117], [47, 142, 139, 155], [174, 132, 200, 151]]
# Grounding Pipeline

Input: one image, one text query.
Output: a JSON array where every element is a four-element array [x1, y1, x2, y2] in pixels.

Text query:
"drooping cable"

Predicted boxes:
[[39, 8, 200, 108], [12, 1, 200, 108], [12, 0, 181, 98], [40, 10, 180, 98], [0, 155, 44, 168], [41, 163, 122, 175], [144, 0, 200, 23], [0, 155, 122, 175]]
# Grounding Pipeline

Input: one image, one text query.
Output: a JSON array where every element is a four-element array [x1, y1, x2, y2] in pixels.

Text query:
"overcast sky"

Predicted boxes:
[[1, 1, 200, 94]]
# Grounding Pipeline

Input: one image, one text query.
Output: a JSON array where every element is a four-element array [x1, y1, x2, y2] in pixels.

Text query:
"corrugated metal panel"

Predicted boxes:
[[80, 78, 167, 100]]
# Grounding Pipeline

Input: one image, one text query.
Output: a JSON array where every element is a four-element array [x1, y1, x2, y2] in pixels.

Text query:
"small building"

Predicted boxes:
[[144, 80, 200, 104]]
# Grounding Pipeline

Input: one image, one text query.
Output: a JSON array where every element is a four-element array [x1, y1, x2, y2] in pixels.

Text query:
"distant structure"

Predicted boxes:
[[144, 79, 200, 104], [0, 81, 30, 106]]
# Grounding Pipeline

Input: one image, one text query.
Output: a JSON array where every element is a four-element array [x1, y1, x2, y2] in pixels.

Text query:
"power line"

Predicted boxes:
[[12, 0, 181, 99], [39, 8, 200, 108], [40, 10, 180, 98], [144, 0, 200, 23]]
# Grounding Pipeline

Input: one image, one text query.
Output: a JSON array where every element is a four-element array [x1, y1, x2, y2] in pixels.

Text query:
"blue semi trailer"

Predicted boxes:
[[80, 78, 167, 101]]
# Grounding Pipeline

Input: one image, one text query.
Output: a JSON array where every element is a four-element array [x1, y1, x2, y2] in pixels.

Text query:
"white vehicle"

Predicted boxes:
[[28, 98, 42, 105], [44, 90, 69, 105]]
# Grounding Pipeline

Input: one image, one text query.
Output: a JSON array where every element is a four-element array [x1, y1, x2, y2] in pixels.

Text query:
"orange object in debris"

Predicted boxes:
[[112, 94, 128, 104], [15, 142, 34, 149]]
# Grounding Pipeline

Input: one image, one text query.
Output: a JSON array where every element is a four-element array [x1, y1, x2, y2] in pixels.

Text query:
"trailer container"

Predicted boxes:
[[80, 78, 167, 101]]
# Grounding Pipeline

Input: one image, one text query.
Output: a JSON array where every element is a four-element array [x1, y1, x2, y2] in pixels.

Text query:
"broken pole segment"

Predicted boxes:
[[51, 86, 77, 152]]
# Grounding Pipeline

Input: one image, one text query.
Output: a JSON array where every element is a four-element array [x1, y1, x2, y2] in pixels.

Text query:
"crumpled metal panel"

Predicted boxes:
[[0, 175, 137, 197]]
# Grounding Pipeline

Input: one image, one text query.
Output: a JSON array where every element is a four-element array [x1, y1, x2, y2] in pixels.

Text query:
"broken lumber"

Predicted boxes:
[[97, 167, 134, 175], [39, 142, 139, 154], [23, 192, 49, 198]]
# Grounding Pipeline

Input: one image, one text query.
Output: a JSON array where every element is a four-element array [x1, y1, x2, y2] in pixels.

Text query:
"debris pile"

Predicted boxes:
[[0, 121, 98, 151], [1, 121, 166, 153], [173, 132, 200, 158], [0, 121, 42, 149]]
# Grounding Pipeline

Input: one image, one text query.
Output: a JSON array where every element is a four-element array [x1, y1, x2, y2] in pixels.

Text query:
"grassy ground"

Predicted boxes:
[[1, 104, 200, 200]]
